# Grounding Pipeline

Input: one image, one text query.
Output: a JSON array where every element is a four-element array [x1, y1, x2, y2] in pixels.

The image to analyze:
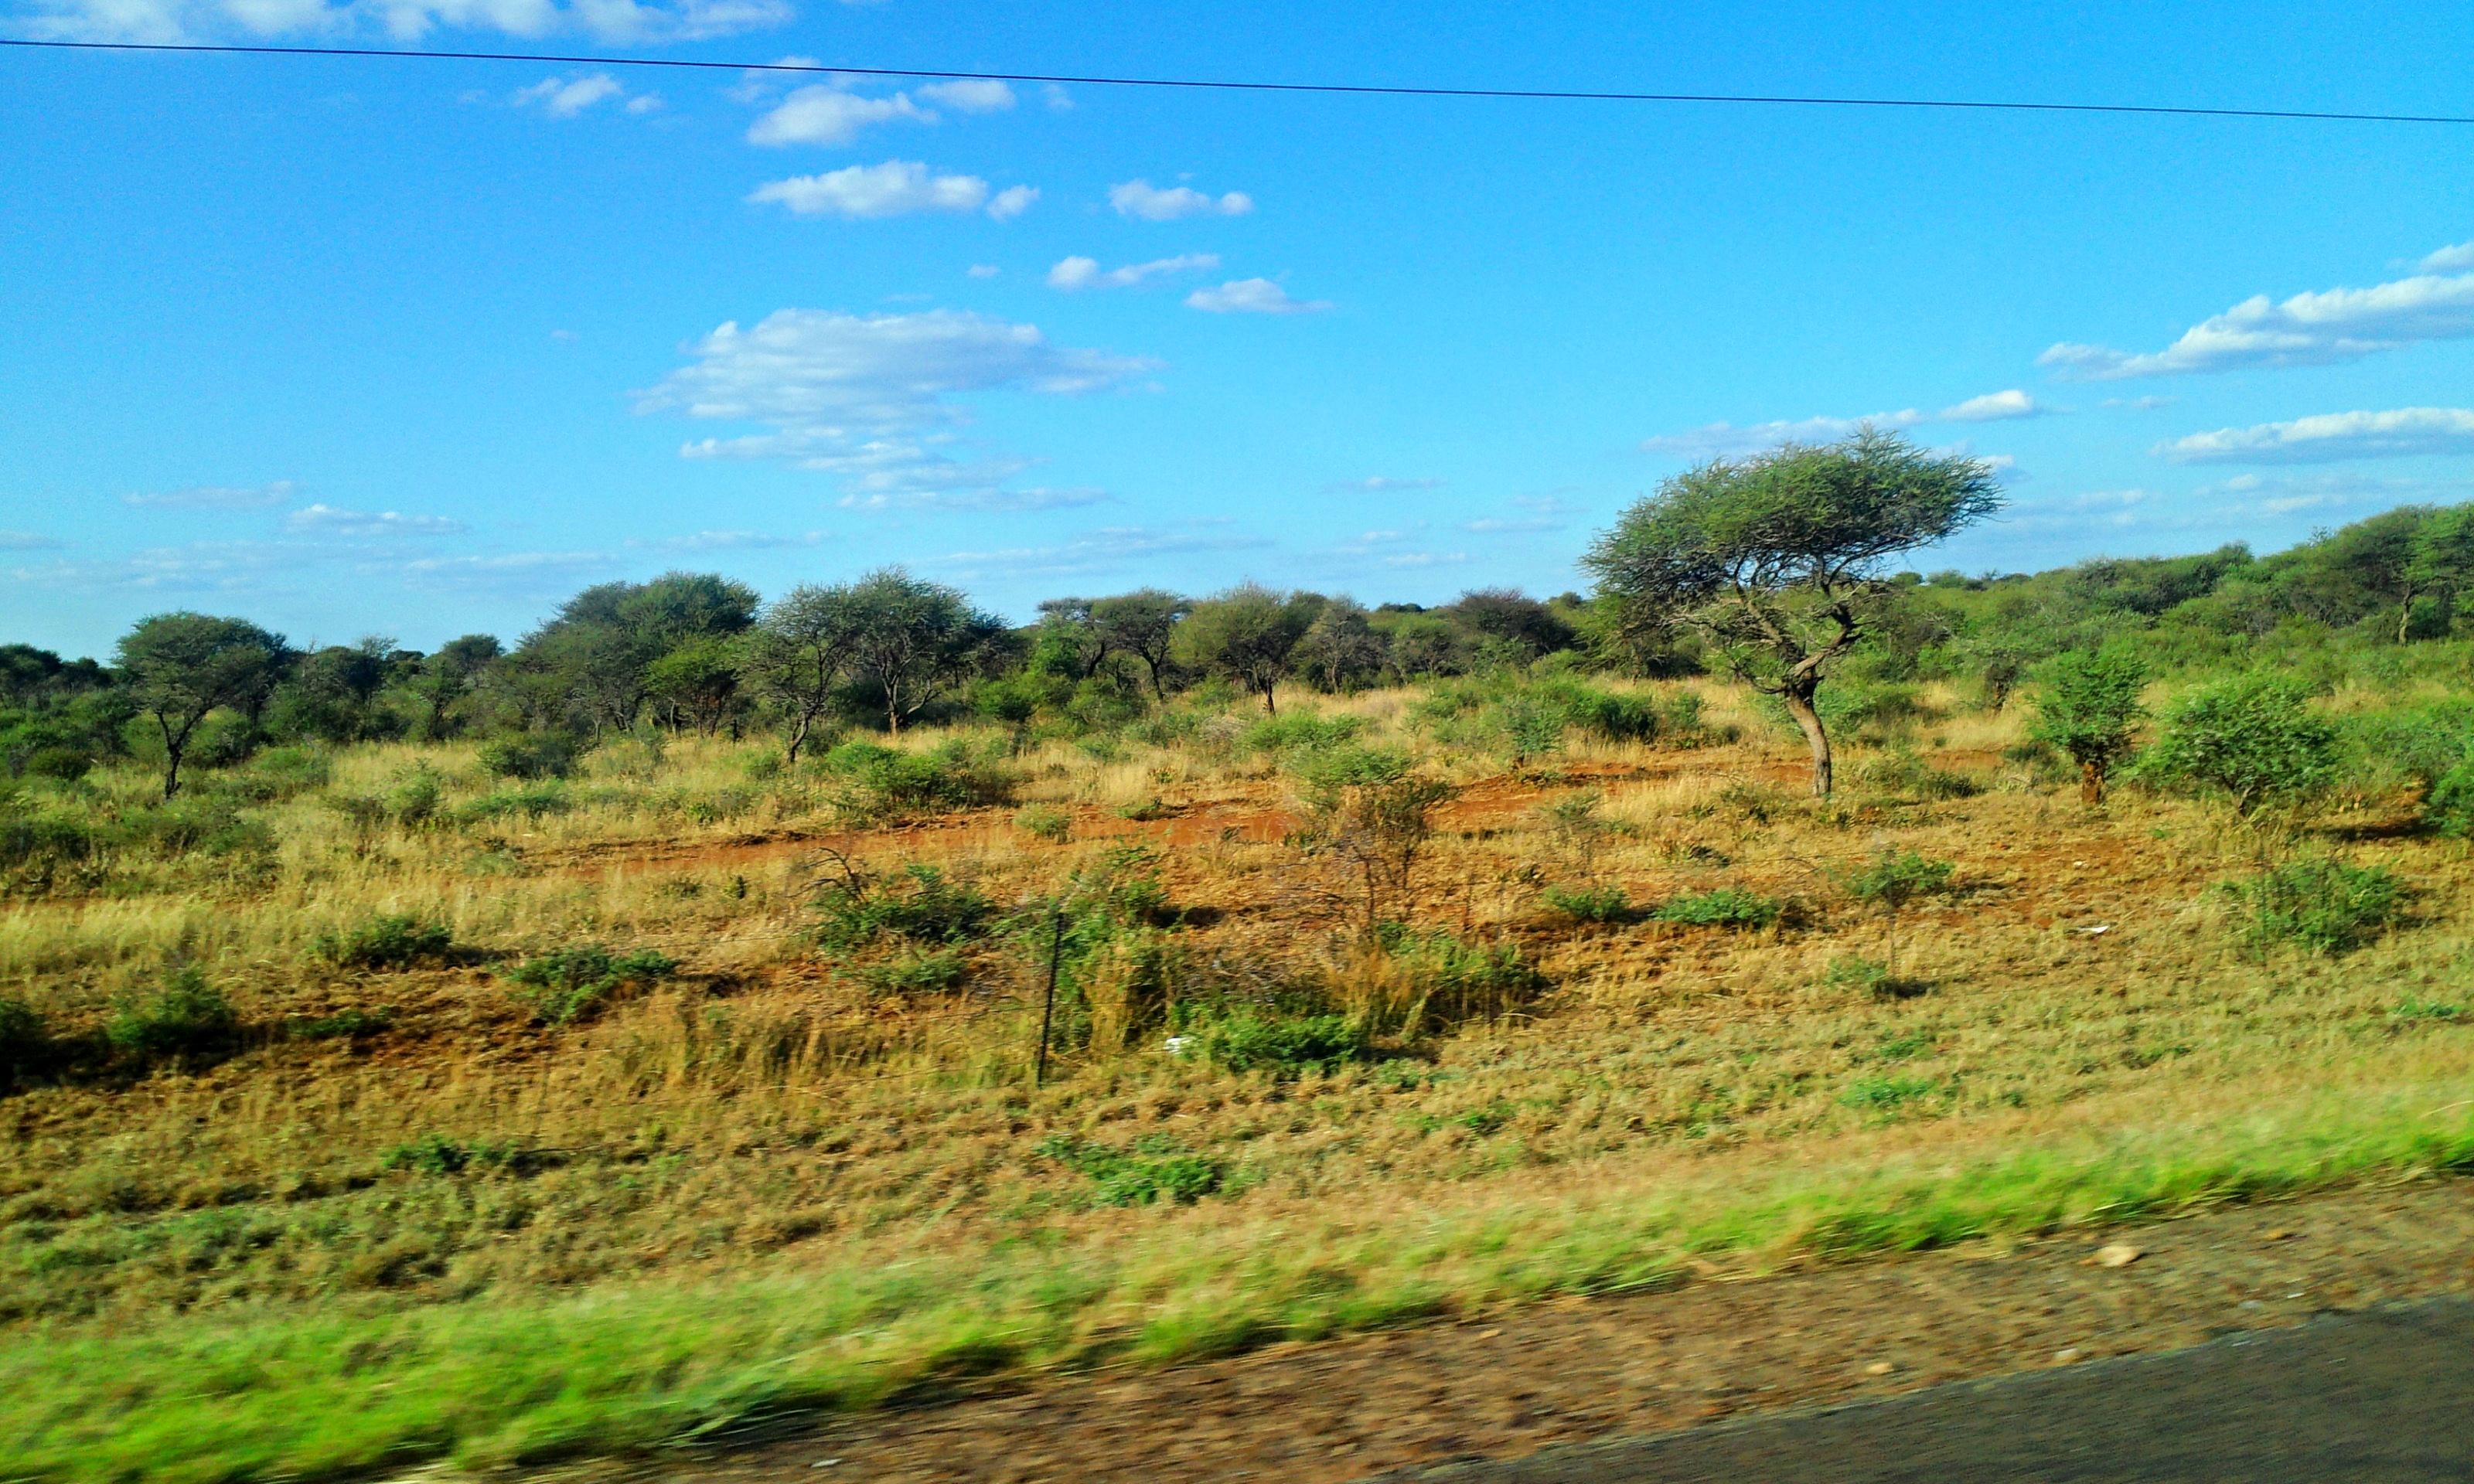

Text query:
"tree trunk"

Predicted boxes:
[[158, 715, 185, 800], [2400, 595, 2416, 644], [1260, 679, 1277, 715], [785, 710, 812, 766], [1779, 686, 1832, 798], [2080, 759, 2105, 805]]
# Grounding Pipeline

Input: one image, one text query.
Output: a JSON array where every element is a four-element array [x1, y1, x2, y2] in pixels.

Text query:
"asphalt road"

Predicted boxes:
[[1378, 1298, 2474, 1483]]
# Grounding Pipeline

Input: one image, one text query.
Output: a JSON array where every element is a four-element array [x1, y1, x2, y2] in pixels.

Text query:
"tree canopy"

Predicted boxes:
[[114, 612, 290, 798], [1582, 427, 2003, 794]]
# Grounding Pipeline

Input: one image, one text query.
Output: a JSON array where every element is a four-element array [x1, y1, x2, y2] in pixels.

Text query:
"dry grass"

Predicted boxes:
[[5, 678, 2472, 1479]]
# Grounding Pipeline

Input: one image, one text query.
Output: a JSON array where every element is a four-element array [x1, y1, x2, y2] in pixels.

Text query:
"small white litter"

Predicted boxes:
[[1164, 1035, 1194, 1057]]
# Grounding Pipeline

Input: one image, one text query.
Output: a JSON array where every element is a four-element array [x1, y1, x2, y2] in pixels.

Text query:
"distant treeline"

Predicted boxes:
[[3, 499, 2472, 798]]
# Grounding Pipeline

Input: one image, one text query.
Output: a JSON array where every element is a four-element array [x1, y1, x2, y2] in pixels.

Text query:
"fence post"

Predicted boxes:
[[1034, 910, 1063, 1088]]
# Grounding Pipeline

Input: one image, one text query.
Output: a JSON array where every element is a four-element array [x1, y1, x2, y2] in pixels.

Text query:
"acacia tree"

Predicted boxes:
[[1089, 589, 1189, 698], [1581, 429, 2002, 795], [114, 612, 289, 798], [840, 568, 1007, 735], [745, 585, 858, 764], [1171, 584, 1317, 714]]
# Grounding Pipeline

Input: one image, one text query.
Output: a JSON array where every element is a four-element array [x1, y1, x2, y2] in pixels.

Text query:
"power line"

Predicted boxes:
[[5, 36, 2472, 127]]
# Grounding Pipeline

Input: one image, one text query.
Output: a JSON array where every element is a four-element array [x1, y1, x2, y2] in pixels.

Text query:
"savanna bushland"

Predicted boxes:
[[7, 434, 2474, 1481]]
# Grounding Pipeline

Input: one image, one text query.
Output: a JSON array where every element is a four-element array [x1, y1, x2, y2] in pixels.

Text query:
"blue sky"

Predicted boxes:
[[4, 0, 2472, 657]]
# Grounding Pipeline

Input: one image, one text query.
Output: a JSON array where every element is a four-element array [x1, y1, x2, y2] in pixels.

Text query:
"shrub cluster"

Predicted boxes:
[[312, 914, 454, 971], [2227, 858, 2405, 955], [504, 945, 679, 1025], [1034, 1133, 1225, 1207]]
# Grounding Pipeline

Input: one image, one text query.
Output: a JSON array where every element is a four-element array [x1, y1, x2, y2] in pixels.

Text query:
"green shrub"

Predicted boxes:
[[1542, 883, 1633, 923], [0, 995, 49, 1086], [2140, 674, 2338, 819], [1840, 1074, 1941, 1114], [2427, 757, 2474, 838], [2227, 858, 2405, 955], [2029, 647, 2149, 802], [0, 811, 97, 882], [860, 948, 967, 996], [1241, 712, 1365, 757], [1034, 1134, 1225, 1207], [385, 768, 445, 827], [312, 914, 453, 972], [455, 785, 571, 824], [2391, 997, 2465, 1023], [1199, 1013, 1372, 1077], [822, 738, 1014, 822], [504, 945, 678, 1026], [1014, 805, 1072, 842], [227, 746, 332, 803], [285, 1008, 395, 1040], [1651, 887, 1783, 928], [477, 733, 582, 781], [105, 966, 237, 1057], [19, 746, 93, 782], [813, 863, 997, 951]]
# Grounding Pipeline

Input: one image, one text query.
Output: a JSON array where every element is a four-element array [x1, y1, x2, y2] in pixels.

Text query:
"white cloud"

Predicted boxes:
[[748, 84, 932, 147], [1108, 179, 1254, 221], [511, 73, 624, 117], [625, 529, 829, 551], [0, 531, 63, 551], [2158, 407, 2474, 464], [637, 308, 1158, 507], [122, 479, 298, 510], [2420, 241, 2474, 273], [24, 0, 785, 43], [1324, 475, 1443, 493], [400, 550, 614, 591], [1041, 83, 1073, 111], [1382, 551, 1468, 568], [624, 92, 663, 114], [931, 522, 1266, 579], [2041, 257, 2474, 380], [1047, 253, 1220, 291], [1185, 278, 1331, 315], [286, 503, 467, 538], [985, 185, 1038, 222], [748, 161, 1031, 220], [1642, 390, 2044, 458], [1463, 516, 1559, 534], [915, 78, 1015, 113], [1940, 389, 2043, 422], [9, 539, 288, 591], [966, 264, 1000, 279], [2194, 469, 2474, 517]]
